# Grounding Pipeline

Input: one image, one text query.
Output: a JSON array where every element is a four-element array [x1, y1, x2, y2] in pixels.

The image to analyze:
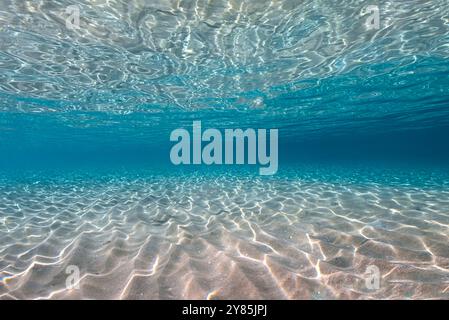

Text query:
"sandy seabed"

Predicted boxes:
[[0, 171, 448, 300]]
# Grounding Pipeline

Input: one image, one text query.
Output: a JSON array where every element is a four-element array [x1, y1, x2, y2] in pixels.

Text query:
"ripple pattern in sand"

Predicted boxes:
[[0, 174, 449, 299]]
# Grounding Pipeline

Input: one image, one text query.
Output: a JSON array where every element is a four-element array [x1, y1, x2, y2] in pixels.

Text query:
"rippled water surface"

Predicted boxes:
[[1, 0, 449, 299]]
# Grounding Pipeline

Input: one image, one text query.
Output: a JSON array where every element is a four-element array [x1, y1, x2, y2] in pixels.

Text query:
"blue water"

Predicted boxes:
[[0, 0, 449, 299], [1, 57, 449, 170]]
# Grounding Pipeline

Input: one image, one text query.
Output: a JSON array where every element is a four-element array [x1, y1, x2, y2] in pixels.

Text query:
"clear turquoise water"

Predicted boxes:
[[0, 0, 449, 299]]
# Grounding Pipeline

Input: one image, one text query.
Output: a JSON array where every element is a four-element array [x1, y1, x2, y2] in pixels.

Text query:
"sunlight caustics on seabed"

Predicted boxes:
[[0, 0, 449, 299]]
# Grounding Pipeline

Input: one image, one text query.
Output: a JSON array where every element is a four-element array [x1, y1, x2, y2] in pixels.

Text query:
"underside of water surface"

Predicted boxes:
[[0, 0, 449, 300]]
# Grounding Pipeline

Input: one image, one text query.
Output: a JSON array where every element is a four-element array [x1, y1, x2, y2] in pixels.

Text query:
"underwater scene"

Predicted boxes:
[[0, 0, 449, 300]]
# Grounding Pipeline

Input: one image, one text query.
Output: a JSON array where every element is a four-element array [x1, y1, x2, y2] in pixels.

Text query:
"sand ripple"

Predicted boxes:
[[0, 171, 448, 299]]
